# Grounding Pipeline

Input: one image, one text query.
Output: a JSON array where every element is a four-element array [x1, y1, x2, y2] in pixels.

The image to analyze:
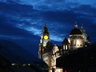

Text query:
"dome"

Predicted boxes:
[[70, 28, 82, 35], [53, 44, 59, 51], [70, 24, 82, 35]]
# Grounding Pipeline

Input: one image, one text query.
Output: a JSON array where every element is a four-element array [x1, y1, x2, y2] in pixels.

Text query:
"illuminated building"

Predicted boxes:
[[68, 23, 85, 50], [39, 23, 90, 72]]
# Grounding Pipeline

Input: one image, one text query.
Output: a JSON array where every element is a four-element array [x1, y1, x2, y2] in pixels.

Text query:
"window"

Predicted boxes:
[[66, 45, 67, 50], [76, 40, 80, 46], [85, 45, 87, 47], [63, 45, 65, 50]]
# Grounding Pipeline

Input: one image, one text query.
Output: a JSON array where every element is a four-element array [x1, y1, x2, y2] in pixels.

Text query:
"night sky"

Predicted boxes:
[[0, 0, 96, 57]]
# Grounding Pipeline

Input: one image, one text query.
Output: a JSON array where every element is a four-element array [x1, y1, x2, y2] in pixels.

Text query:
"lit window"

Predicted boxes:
[[63, 45, 65, 50], [85, 45, 87, 47], [11, 63, 16, 66], [68, 39, 70, 43], [28, 64, 30, 66], [43, 42, 46, 46], [23, 64, 26, 66], [66, 45, 67, 50], [77, 40, 80, 46]]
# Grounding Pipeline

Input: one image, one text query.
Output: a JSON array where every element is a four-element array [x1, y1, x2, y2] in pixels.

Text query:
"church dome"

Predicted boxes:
[[70, 24, 82, 35], [53, 44, 59, 52], [70, 28, 82, 35]]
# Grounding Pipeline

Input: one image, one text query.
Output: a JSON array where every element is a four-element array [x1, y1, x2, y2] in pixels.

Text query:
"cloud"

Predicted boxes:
[[0, 35, 24, 40], [0, 2, 66, 43], [50, 34, 65, 42], [20, 26, 42, 36], [0, 1, 96, 42], [0, 1, 96, 57], [1, 0, 95, 11]]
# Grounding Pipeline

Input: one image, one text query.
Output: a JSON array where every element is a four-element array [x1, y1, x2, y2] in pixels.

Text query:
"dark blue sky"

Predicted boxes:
[[0, 0, 96, 57]]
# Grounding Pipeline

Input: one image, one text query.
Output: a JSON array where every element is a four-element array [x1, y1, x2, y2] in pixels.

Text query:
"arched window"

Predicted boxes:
[[63, 45, 65, 50], [66, 45, 67, 50], [76, 40, 80, 46]]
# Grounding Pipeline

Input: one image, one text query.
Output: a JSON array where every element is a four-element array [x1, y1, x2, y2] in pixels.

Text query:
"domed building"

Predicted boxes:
[[39, 23, 90, 72], [68, 24, 84, 50]]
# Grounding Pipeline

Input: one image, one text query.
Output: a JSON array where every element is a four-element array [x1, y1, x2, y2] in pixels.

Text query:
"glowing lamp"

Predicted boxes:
[[42, 48, 44, 52], [65, 69, 67, 72], [44, 35, 48, 40], [88, 41, 90, 43]]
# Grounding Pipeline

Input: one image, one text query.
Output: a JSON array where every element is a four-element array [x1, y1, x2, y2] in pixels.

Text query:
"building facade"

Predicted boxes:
[[39, 23, 90, 72]]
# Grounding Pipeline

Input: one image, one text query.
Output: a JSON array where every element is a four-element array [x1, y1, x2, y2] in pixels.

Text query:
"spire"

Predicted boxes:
[[43, 23, 48, 33], [81, 23, 85, 32], [62, 38, 69, 45], [81, 23, 84, 29], [74, 21, 78, 29], [44, 22, 47, 27], [44, 24, 47, 27], [80, 23, 89, 42]]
